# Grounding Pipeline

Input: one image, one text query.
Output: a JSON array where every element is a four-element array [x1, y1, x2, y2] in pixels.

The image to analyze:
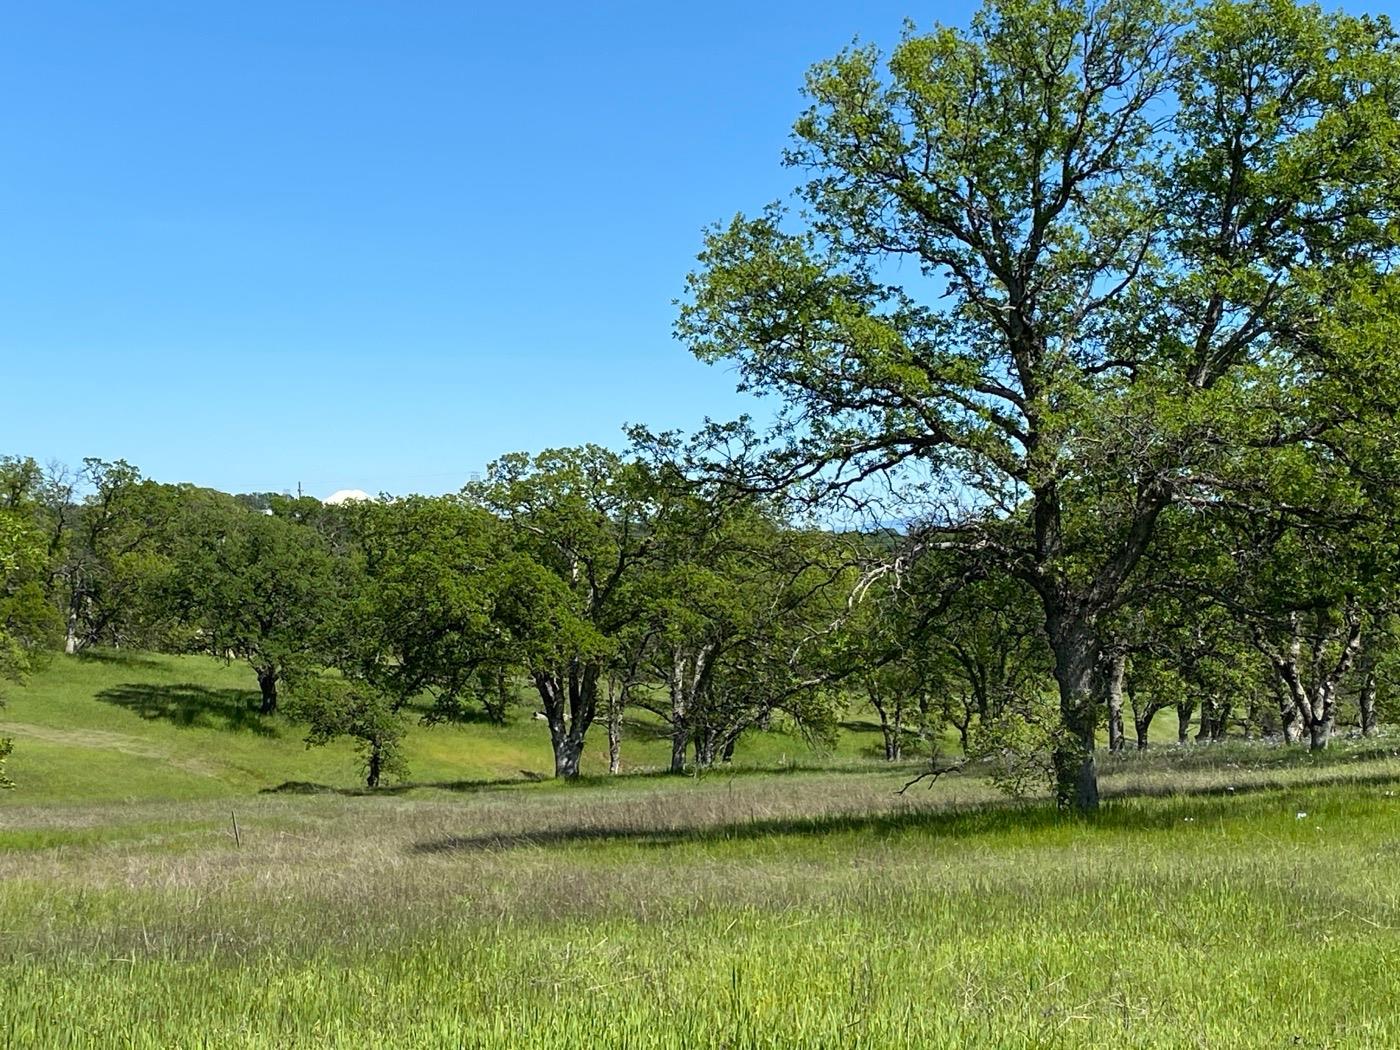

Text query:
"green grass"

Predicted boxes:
[[0, 650, 877, 803], [4, 652, 1400, 1046]]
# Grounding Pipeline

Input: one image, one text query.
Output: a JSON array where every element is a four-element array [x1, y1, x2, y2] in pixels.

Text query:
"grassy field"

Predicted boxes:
[[0, 651, 871, 803], [4, 653, 1400, 1047]]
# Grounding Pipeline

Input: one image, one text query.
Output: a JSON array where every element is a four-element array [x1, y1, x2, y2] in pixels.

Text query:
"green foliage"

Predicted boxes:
[[343, 495, 510, 717], [169, 495, 342, 710], [0, 477, 63, 788], [641, 487, 856, 766], [51, 460, 188, 651], [967, 693, 1062, 799], [678, 0, 1400, 805], [464, 446, 665, 776], [284, 676, 408, 788]]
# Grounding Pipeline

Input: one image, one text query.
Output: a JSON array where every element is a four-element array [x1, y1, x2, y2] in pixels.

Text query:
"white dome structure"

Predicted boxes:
[[324, 489, 371, 506]]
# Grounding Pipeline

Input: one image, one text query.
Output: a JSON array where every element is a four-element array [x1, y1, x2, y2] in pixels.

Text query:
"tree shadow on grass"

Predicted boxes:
[[264, 758, 922, 802], [96, 683, 279, 737], [409, 766, 1400, 855], [73, 648, 166, 669], [1099, 739, 1400, 775], [261, 774, 544, 797]]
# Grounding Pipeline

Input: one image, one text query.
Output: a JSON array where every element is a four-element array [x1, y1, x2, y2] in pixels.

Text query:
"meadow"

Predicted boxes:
[[4, 652, 1400, 1048]]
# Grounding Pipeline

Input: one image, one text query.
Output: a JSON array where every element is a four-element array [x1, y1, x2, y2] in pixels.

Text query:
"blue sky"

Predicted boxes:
[[2, 0, 942, 497], [6, 1, 1395, 498]]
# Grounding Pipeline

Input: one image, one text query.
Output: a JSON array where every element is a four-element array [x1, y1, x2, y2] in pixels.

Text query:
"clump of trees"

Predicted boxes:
[[678, 0, 1400, 808]]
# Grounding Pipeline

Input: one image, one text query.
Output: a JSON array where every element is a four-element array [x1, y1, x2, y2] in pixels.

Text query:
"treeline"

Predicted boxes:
[[0, 450, 866, 786], [1, 444, 1397, 792]]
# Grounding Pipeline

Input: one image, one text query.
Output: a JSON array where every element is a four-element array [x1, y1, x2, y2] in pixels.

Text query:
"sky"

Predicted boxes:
[[7, 1, 1397, 499], [1, 0, 954, 498]]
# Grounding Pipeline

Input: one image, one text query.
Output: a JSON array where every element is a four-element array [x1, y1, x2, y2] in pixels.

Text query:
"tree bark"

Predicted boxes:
[[1195, 698, 1216, 743], [1176, 700, 1194, 745], [366, 741, 382, 788], [1048, 619, 1099, 812], [1360, 671, 1378, 738], [694, 730, 717, 769], [607, 710, 622, 775], [548, 738, 579, 778], [870, 692, 904, 762], [534, 665, 600, 778], [1105, 650, 1127, 754], [1278, 682, 1303, 744], [1130, 690, 1164, 750], [256, 667, 278, 715], [667, 645, 713, 774], [1210, 700, 1231, 741], [604, 675, 625, 775], [667, 652, 687, 774], [1260, 609, 1362, 752], [1134, 711, 1153, 750]]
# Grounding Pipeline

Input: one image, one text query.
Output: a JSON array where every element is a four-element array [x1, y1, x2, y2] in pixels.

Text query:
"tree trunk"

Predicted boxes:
[[604, 676, 625, 776], [1195, 699, 1210, 742], [1176, 701, 1194, 744], [1279, 690, 1303, 744], [1106, 650, 1126, 754], [667, 648, 698, 774], [1360, 672, 1378, 738], [886, 709, 904, 761], [366, 741, 382, 788], [1131, 691, 1162, 750], [608, 710, 622, 775], [534, 670, 594, 779], [1210, 700, 1231, 741], [954, 712, 970, 756], [1242, 693, 1260, 740], [257, 667, 278, 715], [871, 693, 904, 762], [1049, 621, 1099, 812], [554, 738, 583, 777], [694, 731, 717, 769]]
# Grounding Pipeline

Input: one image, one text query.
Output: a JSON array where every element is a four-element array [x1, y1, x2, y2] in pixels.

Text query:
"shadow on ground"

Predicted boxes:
[[261, 774, 546, 797], [96, 682, 279, 737], [260, 760, 899, 799], [408, 766, 1400, 855], [73, 649, 166, 669]]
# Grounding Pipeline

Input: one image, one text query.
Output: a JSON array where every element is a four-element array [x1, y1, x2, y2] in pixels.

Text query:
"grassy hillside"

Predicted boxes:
[[0, 650, 884, 803], [6, 650, 1400, 1047]]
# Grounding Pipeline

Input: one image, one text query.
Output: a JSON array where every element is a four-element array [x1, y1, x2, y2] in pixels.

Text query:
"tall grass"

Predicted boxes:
[[4, 753, 1400, 1048]]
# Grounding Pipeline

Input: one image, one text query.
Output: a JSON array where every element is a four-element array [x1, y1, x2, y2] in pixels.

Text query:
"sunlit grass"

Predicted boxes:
[[4, 653, 1400, 1046], [4, 755, 1400, 1047], [0, 650, 873, 803]]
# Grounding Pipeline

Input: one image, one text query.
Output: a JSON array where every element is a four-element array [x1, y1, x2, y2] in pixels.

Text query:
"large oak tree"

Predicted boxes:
[[679, 0, 1400, 808]]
